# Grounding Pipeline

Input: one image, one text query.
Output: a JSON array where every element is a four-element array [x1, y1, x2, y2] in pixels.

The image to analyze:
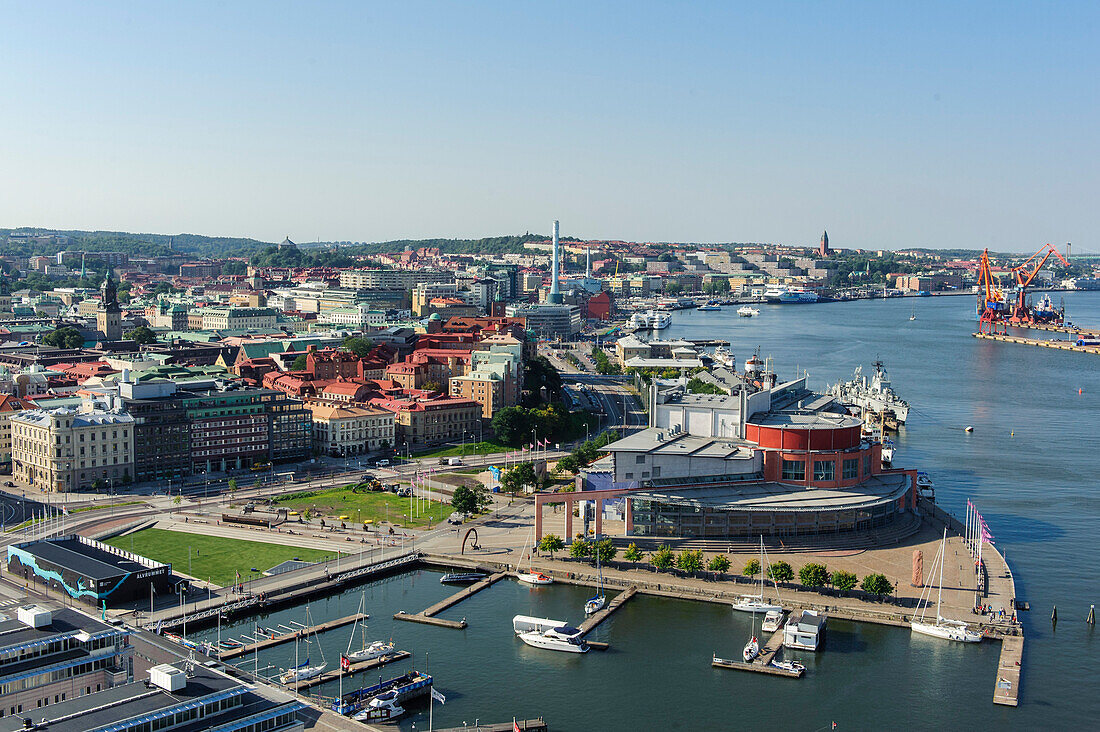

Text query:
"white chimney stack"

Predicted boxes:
[[549, 220, 563, 303]]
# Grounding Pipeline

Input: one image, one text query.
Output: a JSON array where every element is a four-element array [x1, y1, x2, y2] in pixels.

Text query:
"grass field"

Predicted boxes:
[[272, 486, 453, 528], [412, 440, 510, 458], [104, 528, 339, 587]]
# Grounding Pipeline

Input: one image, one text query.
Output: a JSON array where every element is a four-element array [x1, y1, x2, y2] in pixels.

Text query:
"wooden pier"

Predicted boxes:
[[393, 572, 506, 629], [711, 655, 803, 678], [973, 331, 1100, 355], [220, 613, 366, 660], [573, 585, 638, 650], [754, 625, 788, 668], [288, 651, 411, 691], [993, 634, 1023, 706]]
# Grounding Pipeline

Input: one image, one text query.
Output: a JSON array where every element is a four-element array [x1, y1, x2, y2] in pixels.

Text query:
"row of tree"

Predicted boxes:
[[554, 431, 619, 475]]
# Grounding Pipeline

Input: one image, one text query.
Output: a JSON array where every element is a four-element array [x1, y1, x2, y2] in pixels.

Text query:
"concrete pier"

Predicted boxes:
[[993, 635, 1023, 706], [393, 611, 467, 629], [392, 571, 506, 629], [433, 720, 547, 732], [577, 586, 638, 637], [973, 331, 1100, 355], [220, 613, 366, 660], [288, 650, 411, 691]]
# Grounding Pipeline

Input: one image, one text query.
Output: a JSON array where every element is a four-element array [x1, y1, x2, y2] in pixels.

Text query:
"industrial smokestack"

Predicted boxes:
[[586, 246, 591, 278], [549, 220, 563, 303]]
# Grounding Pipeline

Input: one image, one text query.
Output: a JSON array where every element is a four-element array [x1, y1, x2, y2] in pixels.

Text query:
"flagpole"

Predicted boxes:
[[965, 500, 971, 555]]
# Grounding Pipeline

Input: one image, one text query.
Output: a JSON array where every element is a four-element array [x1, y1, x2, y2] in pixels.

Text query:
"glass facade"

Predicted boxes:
[[630, 498, 900, 538], [781, 459, 805, 480]]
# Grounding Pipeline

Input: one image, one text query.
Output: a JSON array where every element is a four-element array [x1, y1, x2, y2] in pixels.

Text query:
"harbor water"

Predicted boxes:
[[199, 293, 1099, 729]]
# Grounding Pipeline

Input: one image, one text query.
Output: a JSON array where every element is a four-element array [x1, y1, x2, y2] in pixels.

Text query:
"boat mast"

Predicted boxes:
[[936, 529, 946, 622]]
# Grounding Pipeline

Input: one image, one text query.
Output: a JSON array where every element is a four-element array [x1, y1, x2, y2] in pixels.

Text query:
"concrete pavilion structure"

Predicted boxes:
[[535, 362, 918, 542]]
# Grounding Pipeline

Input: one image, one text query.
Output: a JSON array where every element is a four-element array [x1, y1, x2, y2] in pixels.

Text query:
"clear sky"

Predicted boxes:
[[1, 2, 1097, 251]]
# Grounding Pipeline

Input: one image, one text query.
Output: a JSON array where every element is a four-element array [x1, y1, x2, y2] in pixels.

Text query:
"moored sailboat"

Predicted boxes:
[[911, 529, 983, 643]]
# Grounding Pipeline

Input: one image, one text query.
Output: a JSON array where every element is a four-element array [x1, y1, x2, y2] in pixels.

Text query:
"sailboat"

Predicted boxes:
[[731, 537, 783, 614], [516, 527, 553, 585], [743, 609, 760, 663], [343, 593, 394, 665], [584, 549, 607, 615], [279, 605, 327, 684], [909, 308, 917, 321], [911, 529, 983, 643]]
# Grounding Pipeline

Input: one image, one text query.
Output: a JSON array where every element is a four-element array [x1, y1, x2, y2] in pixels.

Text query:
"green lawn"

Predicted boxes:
[[272, 486, 453, 528], [104, 528, 339, 587], [411, 441, 510, 458]]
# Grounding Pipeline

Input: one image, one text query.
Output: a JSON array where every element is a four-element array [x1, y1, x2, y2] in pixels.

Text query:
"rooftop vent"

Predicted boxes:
[[149, 664, 187, 692], [17, 605, 52, 629]]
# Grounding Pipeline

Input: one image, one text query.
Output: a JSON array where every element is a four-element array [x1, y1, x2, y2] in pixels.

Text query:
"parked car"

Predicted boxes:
[[376, 459, 391, 468], [447, 457, 462, 466], [447, 514, 465, 525], [3, 481, 15, 488]]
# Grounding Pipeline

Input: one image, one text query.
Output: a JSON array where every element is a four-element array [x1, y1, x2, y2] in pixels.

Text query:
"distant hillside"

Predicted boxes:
[[1, 227, 270, 258]]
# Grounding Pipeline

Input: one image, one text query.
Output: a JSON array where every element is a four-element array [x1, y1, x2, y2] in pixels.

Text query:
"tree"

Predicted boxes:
[[303, 509, 312, 522], [767, 561, 794, 583], [172, 495, 182, 506], [42, 326, 84, 349], [831, 570, 858, 593], [91, 478, 106, 494], [675, 549, 704, 575], [291, 354, 308, 371], [491, 406, 530, 447], [743, 558, 760, 577], [124, 326, 157, 345], [650, 545, 674, 571], [421, 380, 443, 393], [623, 542, 644, 567], [451, 484, 489, 515], [227, 478, 237, 493], [861, 573, 894, 597], [342, 336, 373, 358], [707, 555, 731, 574], [569, 539, 592, 559], [592, 539, 617, 565], [501, 462, 538, 495], [799, 563, 830, 588], [538, 534, 564, 559], [121, 470, 132, 485]]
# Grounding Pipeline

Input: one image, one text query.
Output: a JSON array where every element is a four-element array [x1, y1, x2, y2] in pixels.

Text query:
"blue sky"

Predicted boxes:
[[1, 2, 1097, 251]]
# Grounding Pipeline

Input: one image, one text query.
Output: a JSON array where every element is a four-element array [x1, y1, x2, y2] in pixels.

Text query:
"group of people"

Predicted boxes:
[[974, 603, 1015, 623]]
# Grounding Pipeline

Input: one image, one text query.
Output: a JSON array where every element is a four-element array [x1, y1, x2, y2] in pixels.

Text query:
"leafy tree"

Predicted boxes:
[[707, 555, 731, 573], [303, 509, 312, 522], [42, 326, 84, 349], [221, 261, 248, 275], [501, 462, 538, 495], [650, 545, 675, 571], [522, 355, 562, 406], [623, 542, 644, 567], [342, 336, 373, 358], [831, 570, 858, 593], [291, 354, 308, 371], [569, 539, 592, 559], [538, 534, 564, 559], [743, 558, 760, 577], [124, 326, 157, 345], [675, 549, 704, 574], [92, 479, 106, 493], [767, 561, 794, 583], [664, 281, 682, 295], [799, 563, 830, 588], [421, 380, 443, 393], [687, 377, 726, 395], [592, 539, 617, 565], [152, 282, 179, 296], [121, 470, 132, 485], [861, 573, 894, 597], [451, 484, 489, 515], [491, 406, 530, 447], [172, 495, 182, 506], [227, 478, 237, 493]]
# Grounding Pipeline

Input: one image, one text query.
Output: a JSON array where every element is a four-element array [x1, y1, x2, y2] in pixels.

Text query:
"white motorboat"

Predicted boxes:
[[761, 610, 785, 633], [743, 635, 759, 662], [519, 625, 590, 653], [352, 691, 406, 722], [911, 529, 983, 644], [881, 438, 895, 466], [698, 301, 722, 312], [280, 659, 326, 684], [628, 309, 672, 330], [440, 572, 487, 584], [517, 571, 553, 586], [732, 537, 784, 614], [737, 305, 760, 317], [771, 659, 806, 673]]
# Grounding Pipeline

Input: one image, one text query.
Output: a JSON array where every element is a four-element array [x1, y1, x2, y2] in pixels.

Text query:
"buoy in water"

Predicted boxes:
[[965, 426, 974, 433], [1010, 431, 1014, 437]]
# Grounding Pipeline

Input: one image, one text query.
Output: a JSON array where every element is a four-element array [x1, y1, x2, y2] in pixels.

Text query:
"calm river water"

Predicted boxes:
[[197, 292, 1099, 730]]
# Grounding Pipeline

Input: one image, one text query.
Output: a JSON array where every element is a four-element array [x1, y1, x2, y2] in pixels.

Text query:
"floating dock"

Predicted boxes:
[[993, 634, 1023, 706], [220, 613, 366, 660], [710, 621, 804, 678], [573, 585, 637, 650], [287, 651, 411, 691], [973, 332, 1100, 355], [393, 571, 506, 629], [434, 720, 547, 732]]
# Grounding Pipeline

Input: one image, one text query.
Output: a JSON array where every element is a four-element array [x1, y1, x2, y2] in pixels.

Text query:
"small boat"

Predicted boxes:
[[732, 537, 783, 614], [771, 659, 806, 673], [352, 691, 406, 722], [440, 572, 487, 584], [737, 305, 760, 317], [346, 640, 395, 663], [519, 625, 590, 654], [517, 571, 553, 585], [280, 658, 326, 684], [911, 529, 983, 644], [743, 635, 759, 662], [909, 309, 917, 321], [332, 671, 433, 716], [916, 472, 933, 490], [343, 593, 393, 663], [698, 301, 722, 311], [584, 548, 607, 615], [881, 438, 895, 465], [761, 610, 785, 633]]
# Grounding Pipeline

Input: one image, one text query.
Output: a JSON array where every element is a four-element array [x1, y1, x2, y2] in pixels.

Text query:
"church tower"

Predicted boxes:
[[818, 230, 831, 257], [97, 272, 123, 342]]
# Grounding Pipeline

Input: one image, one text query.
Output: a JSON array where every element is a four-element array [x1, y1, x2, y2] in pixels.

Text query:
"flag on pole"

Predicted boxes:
[[340, 654, 351, 671], [514, 720, 521, 732], [431, 687, 446, 704]]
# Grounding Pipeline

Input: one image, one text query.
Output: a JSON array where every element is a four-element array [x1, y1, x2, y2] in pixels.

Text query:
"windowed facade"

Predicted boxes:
[[813, 460, 835, 481], [781, 459, 805, 481]]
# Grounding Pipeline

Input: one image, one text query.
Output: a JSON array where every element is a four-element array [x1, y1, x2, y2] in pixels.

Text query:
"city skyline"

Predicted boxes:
[[1, 2, 1098, 253]]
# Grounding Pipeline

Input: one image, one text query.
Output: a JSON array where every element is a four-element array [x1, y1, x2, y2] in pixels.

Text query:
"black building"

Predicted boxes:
[[120, 381, 190, 482]]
